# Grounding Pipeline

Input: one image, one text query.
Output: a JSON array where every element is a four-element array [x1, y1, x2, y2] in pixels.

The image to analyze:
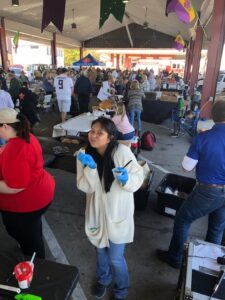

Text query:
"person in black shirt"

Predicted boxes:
[[18, 86, 39, 129], [74, 71, 92, 113], [0, 69, 8, 91]]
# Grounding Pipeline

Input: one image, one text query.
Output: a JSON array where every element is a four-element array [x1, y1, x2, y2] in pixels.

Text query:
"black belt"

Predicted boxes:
[[197, 182, 225, 188]]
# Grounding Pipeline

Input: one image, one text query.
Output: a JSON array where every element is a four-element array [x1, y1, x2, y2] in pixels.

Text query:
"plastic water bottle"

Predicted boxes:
[[178, 97, 184, 117], [178, 97, 184, 111]]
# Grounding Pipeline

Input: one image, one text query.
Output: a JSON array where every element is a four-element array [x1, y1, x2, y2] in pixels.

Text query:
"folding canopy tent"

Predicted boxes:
[[72, 53, 105, 67]]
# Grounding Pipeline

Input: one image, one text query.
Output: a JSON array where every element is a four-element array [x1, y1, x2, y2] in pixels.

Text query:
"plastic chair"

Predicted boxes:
[[171, 107, 200, 137], [37, 94, 52, 110], [43, 94, 52, 108]]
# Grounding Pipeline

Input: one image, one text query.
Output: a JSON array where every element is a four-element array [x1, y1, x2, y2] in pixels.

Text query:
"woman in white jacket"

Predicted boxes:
[[76, 117, 143, 300]]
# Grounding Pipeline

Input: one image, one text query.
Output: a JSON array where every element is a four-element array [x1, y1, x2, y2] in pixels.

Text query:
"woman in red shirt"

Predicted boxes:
[[0, 108, 55, 258]]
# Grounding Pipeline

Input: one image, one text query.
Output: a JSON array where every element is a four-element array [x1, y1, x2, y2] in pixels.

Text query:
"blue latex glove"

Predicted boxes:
[[77, 152, 96, 169], [115, 167, 128, 185]]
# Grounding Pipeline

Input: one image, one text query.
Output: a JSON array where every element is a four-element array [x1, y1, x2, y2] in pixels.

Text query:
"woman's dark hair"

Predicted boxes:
[[22, 81, 28, 88], [10, 112, 31, 143], [86, 117, 118, 193]]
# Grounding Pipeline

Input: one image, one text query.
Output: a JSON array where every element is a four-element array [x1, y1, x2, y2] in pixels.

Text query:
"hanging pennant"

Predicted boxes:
[[173, 33, 185, 50], [41, 0, 66, 32], [13, 31, 20, 53], [165, 0, 196, 24], [99, 0, 125, 29]]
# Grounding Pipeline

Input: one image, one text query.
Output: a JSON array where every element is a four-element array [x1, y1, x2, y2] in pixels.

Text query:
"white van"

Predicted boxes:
[[197, 71, 225, 94], [217, 72, 225, 94]]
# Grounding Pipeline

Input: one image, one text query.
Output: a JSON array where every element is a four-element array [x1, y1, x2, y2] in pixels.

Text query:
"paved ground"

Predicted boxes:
[[7, 108, 210, 299]]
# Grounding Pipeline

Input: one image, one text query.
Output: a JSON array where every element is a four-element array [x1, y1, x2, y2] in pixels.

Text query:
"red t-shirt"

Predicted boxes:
[[0, 134, 55, 212]]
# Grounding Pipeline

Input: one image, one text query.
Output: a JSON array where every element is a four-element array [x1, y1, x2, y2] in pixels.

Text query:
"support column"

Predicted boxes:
[[0, 18, 8, 70], [51, 32, 57, 67], [79, 47, 83, 60], [184, 38, 194, 84], [116, 54, 120, 70], [200, 0, 225, 118], [110, 54, 114, 67], [187, 39, 195, 84], [189, 21, 204, 96]]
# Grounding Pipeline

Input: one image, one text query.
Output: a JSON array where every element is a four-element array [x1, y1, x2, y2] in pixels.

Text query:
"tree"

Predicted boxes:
[[64, 49, 80, 66], [64, 48, 101, 66]]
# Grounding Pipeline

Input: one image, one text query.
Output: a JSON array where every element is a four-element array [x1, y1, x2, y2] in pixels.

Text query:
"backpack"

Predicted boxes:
[[141, 131, 156, 151]]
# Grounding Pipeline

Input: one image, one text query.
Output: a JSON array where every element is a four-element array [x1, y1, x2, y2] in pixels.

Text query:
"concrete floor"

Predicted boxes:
[[30, 110, 209, 299]]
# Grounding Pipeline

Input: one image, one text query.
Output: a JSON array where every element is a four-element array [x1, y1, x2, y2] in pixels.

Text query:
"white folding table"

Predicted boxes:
[[52, 112, 107, 137]]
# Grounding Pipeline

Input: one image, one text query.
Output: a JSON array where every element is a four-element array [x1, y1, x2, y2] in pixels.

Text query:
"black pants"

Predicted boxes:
[[1, 205, 49, 259], [78, 93, 90, 113]]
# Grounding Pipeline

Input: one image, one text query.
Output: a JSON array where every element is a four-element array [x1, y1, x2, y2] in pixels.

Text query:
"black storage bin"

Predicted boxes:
[[134, 170, 154, 211], [155, 173, 196, 217]]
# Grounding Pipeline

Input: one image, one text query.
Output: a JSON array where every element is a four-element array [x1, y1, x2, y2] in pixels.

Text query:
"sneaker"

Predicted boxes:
[[94, 283, 107, 299], [156, 249, 180, 269], [170, 132, 179, 138]]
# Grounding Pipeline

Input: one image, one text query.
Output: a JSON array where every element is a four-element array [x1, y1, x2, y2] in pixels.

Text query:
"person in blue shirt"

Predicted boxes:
[[157, 100, 225, 269]]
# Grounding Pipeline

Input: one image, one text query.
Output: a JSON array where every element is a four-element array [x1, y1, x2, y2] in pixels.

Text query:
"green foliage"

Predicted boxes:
[[64, 49, 80, 66], [64, 49, 101, 66]]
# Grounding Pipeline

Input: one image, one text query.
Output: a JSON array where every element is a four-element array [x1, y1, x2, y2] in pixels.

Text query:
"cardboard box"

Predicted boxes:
[[160, 91, 179, 102], [160, 95, 178, 102]]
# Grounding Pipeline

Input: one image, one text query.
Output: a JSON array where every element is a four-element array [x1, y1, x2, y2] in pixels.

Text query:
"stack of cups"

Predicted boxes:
[[14, 261, 34, 289]]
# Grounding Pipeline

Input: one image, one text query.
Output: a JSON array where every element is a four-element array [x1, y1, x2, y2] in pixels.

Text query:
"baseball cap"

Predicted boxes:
[[61, 68, 68, 73], [0, 108, 20, 124]]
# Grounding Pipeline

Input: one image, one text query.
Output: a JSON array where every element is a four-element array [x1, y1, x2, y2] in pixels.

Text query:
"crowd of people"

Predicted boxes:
[[1, 64, 224, 300], [0, 66, 183, 129]]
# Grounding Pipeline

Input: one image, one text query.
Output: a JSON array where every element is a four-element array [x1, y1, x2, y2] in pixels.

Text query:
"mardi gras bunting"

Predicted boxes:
[[13, 31, 20, 53], [174, 33, 185, 50], [41, 0, 66, 32], [99, 0, 126, 29], [166, 0, 196, 24]]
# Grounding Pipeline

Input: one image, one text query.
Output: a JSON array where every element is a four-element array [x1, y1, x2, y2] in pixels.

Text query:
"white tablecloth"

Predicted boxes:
[[52, 112, 107, 137]]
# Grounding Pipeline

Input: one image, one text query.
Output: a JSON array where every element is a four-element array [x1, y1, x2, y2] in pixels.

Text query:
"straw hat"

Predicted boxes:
[[0, 108, 20, 124]]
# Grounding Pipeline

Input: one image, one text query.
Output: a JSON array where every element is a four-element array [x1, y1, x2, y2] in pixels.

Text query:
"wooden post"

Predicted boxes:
[[51, 33, 57, 67], [79, 47, 83, 60], [189, 22, 204, 96], [0, 18, 8, 70], [200, 0, 225, 118], [184, 38, 194, 84]]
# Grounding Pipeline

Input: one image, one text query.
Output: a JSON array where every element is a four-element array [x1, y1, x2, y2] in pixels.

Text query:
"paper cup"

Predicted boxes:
[[14, 261, 33, 289], [112, 168, 122, 179]]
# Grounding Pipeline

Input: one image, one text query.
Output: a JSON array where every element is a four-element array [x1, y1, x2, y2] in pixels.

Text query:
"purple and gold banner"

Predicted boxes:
[[166, 0, 196, 24], [41, 0, 66, 32]]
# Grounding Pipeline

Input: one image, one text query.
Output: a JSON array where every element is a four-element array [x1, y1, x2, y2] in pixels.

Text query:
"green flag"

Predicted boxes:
[[99, 0, 125, 28], [13, 31, 20, 52]]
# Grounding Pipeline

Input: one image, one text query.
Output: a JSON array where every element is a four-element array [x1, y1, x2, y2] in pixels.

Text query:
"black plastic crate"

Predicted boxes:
[[134, 170, 154, 211], [155, 173, 196, 217]]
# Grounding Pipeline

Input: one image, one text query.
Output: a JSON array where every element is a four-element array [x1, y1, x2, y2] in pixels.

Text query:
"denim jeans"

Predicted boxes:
[[117, 130, 135, 140], [128, 109, 142, 131], [96, 240, 129, 298], [168, 185, 225, 265]]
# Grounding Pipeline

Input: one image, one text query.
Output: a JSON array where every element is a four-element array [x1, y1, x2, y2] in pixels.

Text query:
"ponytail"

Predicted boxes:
[[10, 112, 31, 143]]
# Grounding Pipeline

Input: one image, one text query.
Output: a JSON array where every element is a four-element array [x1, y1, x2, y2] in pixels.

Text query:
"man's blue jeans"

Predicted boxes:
[[168, 185, 225, 265], [96, 240, 129, 298], [128, 109, 142, 131]]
